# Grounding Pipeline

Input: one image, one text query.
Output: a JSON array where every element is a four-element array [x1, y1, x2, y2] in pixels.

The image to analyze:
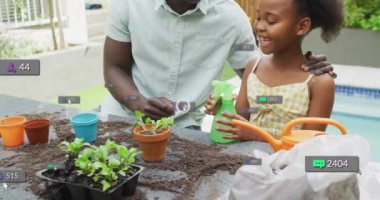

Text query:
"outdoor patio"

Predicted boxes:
[[1, 0, 380, 199]]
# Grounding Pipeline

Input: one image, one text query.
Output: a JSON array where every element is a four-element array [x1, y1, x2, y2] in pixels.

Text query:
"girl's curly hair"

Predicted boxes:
[[294, 0, 345, 42]]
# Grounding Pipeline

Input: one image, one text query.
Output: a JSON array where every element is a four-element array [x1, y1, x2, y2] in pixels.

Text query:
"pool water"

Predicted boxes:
[[326, 94, 380, 162]]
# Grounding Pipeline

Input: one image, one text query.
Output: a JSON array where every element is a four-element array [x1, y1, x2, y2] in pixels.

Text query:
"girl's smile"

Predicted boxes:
[[257, 35, 272, 51]]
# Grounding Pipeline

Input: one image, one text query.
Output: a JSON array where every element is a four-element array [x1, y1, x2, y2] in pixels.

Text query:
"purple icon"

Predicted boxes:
[[7, 62, 17, 73]]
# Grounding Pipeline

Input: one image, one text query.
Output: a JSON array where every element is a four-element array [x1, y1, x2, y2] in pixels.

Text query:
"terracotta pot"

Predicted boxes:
[[24, 119, 50, 145], [133, 124, 170, 162]]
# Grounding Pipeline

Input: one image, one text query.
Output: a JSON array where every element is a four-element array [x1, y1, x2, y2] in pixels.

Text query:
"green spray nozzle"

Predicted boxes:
[[212, 80, 235, 100]]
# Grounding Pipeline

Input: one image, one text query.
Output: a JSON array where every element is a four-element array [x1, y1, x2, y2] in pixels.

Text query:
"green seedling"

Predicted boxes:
[[75, 148, 101, 177], [133, 110, 174, 135], [104, 139, 118, 151], [117, 145, 139, 175], [99, 162, 118, 191], [73, 140, 140, 191], [59, 138, 90, 159]]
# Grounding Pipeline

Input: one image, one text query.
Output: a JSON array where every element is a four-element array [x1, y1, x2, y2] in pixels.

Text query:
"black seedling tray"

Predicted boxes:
[[36, 164, 144, 200]]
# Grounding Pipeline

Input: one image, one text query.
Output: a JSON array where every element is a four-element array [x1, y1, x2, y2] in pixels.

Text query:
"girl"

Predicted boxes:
[[205, 0, 344, 141]]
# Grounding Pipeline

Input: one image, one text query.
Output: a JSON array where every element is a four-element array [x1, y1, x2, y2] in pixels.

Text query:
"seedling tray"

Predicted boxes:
[[36, 164, 144, 200]]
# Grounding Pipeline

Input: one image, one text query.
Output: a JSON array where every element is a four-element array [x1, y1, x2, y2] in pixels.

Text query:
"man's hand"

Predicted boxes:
[[215, 112, 263, 141], [302, 51, 337, 78], [138, 97, 175, 120]]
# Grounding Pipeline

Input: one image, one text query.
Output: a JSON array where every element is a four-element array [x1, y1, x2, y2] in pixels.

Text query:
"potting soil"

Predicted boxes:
[[0, 112, 252, 199]]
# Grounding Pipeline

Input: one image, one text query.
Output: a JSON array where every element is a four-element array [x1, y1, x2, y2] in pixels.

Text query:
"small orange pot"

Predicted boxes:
[[0, 116, 26, 147], [133, 125, 170, 162]]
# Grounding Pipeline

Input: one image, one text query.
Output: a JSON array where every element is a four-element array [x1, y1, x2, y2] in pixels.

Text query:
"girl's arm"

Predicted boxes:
[[303, 74, 335, 131], [235, 59, 257, 120], [216, 58, 267, 141]]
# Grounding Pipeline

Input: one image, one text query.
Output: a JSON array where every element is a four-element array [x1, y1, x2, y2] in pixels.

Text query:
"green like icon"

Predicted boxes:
[[313, 159, 326, 169], [259, 97, 267, 103]]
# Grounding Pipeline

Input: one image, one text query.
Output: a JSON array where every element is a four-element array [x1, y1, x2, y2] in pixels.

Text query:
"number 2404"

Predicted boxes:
[[327, 160, 348, 168]]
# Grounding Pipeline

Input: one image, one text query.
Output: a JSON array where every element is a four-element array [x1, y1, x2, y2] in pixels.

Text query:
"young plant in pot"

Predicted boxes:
[[133, 111, 174, 162], [36, 139, 144, 200]]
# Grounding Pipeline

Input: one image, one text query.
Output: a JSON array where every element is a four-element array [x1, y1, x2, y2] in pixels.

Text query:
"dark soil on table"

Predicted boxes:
[[0, 112, 251, 200]]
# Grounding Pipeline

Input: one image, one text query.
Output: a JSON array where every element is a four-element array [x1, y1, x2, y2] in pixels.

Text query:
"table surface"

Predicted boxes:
[[0, 94, 273, 199]]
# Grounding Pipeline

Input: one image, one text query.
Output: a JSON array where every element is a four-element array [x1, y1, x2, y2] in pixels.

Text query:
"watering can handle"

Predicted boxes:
[[282, 117, 347, 137]]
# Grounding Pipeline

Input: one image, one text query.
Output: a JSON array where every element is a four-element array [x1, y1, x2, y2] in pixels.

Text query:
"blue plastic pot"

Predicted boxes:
[[70, 113, 99, 143]]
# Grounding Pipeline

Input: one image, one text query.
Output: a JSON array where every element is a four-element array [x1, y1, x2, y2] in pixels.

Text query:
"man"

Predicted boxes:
[[102, 0, 334, 128]]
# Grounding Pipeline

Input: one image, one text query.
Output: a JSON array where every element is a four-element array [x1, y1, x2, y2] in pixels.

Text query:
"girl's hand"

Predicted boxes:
[[204, 94, 238, 115], [215, 112, 258, 141], [204, 94, 216, 115]]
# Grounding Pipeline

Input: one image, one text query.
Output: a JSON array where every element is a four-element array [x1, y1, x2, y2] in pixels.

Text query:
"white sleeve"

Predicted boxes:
[[227, 15, 260, 69], [105, 0, 131, 42]]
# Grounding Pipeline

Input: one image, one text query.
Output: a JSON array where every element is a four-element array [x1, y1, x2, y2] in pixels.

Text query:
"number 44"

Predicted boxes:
[[19, 63, 30, 71]]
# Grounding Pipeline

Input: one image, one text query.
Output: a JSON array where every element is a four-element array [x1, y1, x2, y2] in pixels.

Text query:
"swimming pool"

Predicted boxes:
[[327, 91, 380, 162]]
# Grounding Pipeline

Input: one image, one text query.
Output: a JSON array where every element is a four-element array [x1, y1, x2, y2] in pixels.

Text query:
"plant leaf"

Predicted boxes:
[[93, 175, 100, 182], [105, 140, 117, 150], [145, 117, 151, 124], [167, 117, 174, 125], [100, 164, 111, 176], [117, 145, 129, 160], [101, 180, 111, 191], [58, 141, 70, 148], [119, 171, 126, 177], [161, 118, 168, 129], [134, 110, 144, 119], [109, 157, 121, 168], [92, 161, 103, 170], [128, 156, 135, 164]]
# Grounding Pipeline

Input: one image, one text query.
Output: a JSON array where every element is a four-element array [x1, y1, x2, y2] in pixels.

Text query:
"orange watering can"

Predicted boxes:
[[231, 117, 347, 152]]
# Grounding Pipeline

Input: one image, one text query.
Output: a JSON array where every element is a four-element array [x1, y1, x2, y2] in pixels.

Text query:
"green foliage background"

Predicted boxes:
[[0, 37, 43, 59], [344, 0, 380, 31], [2, 0, 380, 60]]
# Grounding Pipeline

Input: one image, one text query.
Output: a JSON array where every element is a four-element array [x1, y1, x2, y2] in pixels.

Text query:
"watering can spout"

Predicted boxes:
[[231, 119, 282, 151]]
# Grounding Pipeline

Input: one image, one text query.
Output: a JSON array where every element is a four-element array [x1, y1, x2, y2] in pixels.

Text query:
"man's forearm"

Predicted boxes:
[[103, 37, 142, 111], [104, 64, 142, 111]]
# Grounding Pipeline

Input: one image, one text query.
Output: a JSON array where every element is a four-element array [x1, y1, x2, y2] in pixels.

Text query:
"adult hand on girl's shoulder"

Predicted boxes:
[[302, 51, 337, 78]]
